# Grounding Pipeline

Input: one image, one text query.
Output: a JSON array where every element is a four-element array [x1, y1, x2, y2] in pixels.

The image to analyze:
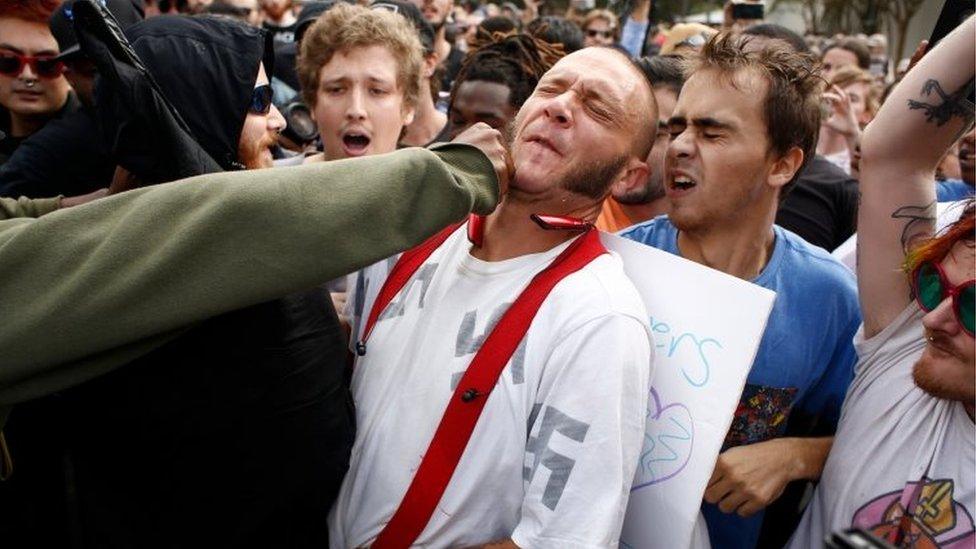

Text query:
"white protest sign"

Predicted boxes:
[[600, 234, 776, 549]]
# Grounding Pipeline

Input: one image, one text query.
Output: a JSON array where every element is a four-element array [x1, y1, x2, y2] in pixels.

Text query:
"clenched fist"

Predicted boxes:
[[452, 122, 514, 197]]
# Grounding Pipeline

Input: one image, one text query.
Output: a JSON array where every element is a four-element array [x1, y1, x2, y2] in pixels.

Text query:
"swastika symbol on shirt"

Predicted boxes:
[[449, 336, 527, 390], [451, 303, 527, 389], [454, 302, 511, 356], [378, 263, 438, 321], [524, 405, 590, 510]]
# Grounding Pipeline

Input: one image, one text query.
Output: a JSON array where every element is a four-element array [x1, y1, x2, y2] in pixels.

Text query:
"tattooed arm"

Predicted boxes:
[[857, 15, 975, 338]]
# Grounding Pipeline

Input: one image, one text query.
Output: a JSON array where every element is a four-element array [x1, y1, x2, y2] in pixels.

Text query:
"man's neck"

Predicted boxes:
[[9, 112, 49, 138], [618, 197, 668, 226], [435, 29, 451, 65], [675, 207, 778, 281], [401, 96, 447, 147], [817, 127, 849, 156], [471, 194, 601, 262]]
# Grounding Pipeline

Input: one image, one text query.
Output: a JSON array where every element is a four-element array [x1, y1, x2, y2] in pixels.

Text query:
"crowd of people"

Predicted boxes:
[[0, 0, 972, 548]]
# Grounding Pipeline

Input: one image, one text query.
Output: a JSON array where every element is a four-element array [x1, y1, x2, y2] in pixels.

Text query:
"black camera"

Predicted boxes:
[[281, 102, 320, 149]]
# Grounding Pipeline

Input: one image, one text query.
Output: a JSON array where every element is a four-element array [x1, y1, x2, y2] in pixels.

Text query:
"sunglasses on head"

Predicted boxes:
[[677, 32, 709, 50], [0, 52, 65, 79], [586, 29, 613, 39], [249, 84, 274, 115], [911, 260, 975, 337]]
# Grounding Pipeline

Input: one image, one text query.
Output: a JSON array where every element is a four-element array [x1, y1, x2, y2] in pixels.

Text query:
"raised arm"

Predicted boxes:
[[856, 16, 975, 338]]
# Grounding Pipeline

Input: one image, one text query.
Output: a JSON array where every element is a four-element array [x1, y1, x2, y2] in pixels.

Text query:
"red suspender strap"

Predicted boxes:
[[355, 221, 464, 356], [370, 228, 607, 549]]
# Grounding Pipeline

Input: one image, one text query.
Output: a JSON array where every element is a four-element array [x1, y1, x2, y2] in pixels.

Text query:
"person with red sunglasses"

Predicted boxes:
[[0, 0, 144, 201], [0, 0, 73, 165], [790, 15, 975, 548]]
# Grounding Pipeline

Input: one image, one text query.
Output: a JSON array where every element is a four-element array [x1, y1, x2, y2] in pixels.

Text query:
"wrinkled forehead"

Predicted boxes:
[[677, 66, 768, 116], [541, 48, 647, 101]]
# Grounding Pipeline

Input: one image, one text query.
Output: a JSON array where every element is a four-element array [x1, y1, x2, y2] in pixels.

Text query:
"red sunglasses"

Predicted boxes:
[[911, 260, 975, 338], [0, 52, 65, 79]]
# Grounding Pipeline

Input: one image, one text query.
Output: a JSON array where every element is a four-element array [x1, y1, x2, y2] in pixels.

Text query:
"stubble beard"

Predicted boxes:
[[912, 332, 976, 406], [507, 118, 629, 203]]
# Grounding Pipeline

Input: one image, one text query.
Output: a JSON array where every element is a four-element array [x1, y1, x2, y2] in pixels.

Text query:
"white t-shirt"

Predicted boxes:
[[330, 227, 654, 548], [789, 304, 976, 548], [823, 149, 852, 176]]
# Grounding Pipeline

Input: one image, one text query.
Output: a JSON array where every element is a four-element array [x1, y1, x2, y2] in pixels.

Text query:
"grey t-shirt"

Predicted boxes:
[[789, 304, 975, 547]]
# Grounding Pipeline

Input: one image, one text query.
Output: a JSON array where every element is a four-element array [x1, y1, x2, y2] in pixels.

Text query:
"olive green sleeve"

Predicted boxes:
[[0, 196, 62, 220], [0, 144, 498, 404]]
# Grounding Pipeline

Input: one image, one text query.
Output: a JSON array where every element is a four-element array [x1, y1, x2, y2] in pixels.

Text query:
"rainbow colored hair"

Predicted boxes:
[[903, 199, 975, 274]]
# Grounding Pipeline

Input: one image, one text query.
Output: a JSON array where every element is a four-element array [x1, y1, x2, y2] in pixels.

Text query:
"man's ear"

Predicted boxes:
[[423, 53, 438, 79], [609, 156, 650, 198], [767, 146, 804, 190], [403, 104, 417, 127]]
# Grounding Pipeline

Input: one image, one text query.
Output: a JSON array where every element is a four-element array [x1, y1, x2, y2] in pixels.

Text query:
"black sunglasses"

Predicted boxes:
[[586, 29, 614, 39], [249, 84, 274, 115]]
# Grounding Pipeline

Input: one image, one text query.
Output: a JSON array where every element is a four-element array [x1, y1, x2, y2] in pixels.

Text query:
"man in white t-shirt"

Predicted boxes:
[[331, 46, 659, 548], [790, 16, 975, 548]]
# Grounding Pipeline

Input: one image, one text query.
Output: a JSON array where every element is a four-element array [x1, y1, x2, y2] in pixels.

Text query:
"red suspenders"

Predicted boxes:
[[357, 222, 606, 549], [354, 221, 464, 357]]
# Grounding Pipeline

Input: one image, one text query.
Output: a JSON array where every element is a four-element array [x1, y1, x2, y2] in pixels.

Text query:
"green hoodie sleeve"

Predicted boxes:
[[0, 196, 62, 219], [0, 144, 498, 405]]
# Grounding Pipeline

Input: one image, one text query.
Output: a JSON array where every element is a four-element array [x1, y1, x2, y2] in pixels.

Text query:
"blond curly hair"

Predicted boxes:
[[297, 3, 424, 111]]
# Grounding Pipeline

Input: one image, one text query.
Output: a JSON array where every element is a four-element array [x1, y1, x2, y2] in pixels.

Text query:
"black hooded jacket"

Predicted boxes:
[[121, 15, 275, 171], [0, 8, 352, 549]]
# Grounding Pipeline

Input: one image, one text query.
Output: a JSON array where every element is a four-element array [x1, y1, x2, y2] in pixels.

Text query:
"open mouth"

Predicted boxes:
[[342, 132, 371, 156], [526, 136, 560, 156], [670, 175, 697, 191]]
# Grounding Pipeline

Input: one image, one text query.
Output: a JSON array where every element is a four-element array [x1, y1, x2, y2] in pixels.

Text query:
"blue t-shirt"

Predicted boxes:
[[621, 217, 861, 549], [936, 179, 974, 202]]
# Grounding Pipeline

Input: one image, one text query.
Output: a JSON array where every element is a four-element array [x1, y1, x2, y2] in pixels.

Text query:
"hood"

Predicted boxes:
[[51, 0, 145, 60], [125, 15, 274, 171], [73, 0, 273, 182]]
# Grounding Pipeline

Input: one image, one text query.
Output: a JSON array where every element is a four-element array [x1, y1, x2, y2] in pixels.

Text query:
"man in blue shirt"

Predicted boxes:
[[936, 129, 974, 202], [621, 33, 861, 549]]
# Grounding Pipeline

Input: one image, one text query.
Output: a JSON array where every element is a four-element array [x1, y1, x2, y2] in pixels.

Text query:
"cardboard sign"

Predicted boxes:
[[600, 234, 776, 549]]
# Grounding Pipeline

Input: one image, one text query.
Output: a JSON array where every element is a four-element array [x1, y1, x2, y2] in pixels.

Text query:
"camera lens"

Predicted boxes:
[[283, 102, 319, 144]]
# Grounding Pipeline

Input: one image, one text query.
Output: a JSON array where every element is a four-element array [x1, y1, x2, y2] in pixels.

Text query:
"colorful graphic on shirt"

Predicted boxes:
[[852, 478, 975, 548], [721, 384, 797, 451]]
